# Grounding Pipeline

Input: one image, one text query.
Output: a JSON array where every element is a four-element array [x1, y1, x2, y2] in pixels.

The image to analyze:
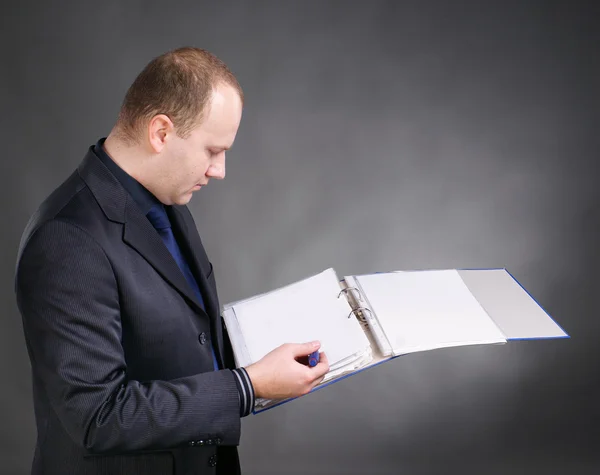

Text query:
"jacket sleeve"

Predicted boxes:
[[15, 219, 242, 454]]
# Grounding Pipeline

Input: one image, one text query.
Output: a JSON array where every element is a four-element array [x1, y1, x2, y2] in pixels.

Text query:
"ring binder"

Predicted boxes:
[[338, 286, 363, 303], [348, 307, 372, 323], [220, 267, 567, 414]]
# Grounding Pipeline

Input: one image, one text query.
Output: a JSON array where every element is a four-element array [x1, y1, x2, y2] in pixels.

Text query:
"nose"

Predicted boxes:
[[207, 155, 226, 180], [207, 162, 225, 180]]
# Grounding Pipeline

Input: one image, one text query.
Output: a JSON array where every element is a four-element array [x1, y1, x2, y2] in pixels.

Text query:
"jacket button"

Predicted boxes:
[[208, 454, 218, 467], [198, 332, 207, 345]]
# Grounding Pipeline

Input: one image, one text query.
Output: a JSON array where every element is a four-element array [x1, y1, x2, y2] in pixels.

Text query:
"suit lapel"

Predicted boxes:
[[167, 207, 220, 316], [122, 197, 206, 314], [168, 206, 225, 365]]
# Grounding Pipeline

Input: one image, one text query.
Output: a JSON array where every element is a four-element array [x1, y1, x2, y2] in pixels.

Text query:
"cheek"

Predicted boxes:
[[164, 166, 189, 190], [196, 156, 211, 175], [184, 160, 206, 185]]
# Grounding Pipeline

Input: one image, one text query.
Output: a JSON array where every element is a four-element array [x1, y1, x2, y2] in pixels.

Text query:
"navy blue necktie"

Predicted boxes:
[[146, 204, 219, 371]]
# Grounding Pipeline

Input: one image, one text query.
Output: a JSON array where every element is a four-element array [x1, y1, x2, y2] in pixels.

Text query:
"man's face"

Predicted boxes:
[[152, 83, 243, 205]]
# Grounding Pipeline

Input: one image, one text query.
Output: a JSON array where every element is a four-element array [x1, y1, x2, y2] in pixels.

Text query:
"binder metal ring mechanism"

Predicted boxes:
[[338, 286, 371, 324], [337, 286, 363, 302], [348, 307, 372, 324]]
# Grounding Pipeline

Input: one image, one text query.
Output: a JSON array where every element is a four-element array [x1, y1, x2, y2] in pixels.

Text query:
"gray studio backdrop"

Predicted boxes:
[[2, 1, 598, 474]]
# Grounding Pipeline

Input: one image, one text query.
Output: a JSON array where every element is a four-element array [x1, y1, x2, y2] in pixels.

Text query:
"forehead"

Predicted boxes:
[[195, 84, 242, 145]]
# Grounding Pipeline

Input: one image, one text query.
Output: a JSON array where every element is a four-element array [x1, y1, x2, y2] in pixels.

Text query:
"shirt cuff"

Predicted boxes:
[[231, 368, 255, 417]]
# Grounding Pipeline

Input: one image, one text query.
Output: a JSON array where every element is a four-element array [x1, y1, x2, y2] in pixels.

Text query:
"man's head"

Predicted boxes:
[[105, 47, 243, 205]]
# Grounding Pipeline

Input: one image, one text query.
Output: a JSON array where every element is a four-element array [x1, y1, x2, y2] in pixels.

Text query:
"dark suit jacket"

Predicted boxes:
[[15, 147, 243, 474]]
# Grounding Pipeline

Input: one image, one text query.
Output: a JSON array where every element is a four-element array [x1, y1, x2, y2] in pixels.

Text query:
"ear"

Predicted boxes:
[[147, 114, 175, 153]]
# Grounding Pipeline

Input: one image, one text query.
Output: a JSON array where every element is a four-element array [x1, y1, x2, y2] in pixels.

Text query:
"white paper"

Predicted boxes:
[[355, 270, 507, 355]]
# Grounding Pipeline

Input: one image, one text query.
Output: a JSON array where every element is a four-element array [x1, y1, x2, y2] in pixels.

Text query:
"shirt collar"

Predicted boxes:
[[93, 137, 161, 215]]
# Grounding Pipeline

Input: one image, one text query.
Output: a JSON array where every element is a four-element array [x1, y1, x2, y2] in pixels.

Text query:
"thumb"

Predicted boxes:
[[290, 340, 321, 356]]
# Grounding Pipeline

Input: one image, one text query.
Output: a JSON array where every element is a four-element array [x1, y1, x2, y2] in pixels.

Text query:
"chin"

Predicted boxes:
[[174, 194, 193, 206]]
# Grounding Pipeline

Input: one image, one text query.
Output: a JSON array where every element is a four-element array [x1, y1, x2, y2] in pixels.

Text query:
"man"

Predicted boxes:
[[14, 47, 329, 475]]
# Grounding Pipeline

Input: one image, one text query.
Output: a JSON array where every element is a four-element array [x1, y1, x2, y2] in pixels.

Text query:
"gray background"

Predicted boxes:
[[2, 1, 598, 474]]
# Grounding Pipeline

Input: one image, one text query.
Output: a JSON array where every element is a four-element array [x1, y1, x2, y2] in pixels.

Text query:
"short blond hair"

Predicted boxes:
[[115, 47, 243, 144]]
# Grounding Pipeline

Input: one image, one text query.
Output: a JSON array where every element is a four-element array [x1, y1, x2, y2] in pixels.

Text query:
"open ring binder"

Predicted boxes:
[[221, 267, 569, 414]]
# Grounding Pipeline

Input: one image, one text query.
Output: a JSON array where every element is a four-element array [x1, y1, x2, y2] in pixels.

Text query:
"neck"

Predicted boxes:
[[103, 130, 149, 184]]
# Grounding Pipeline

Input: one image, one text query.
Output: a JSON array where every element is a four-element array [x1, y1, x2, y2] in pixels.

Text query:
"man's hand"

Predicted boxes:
[[244, 341, 330, 400]]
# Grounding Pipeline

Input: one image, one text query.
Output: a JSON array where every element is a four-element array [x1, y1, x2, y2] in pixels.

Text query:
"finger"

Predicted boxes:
[[289, 340, 321, 357]]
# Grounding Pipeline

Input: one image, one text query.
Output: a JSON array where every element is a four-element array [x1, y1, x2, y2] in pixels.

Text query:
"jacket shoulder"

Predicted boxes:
[[16, 169, 105, 266]]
